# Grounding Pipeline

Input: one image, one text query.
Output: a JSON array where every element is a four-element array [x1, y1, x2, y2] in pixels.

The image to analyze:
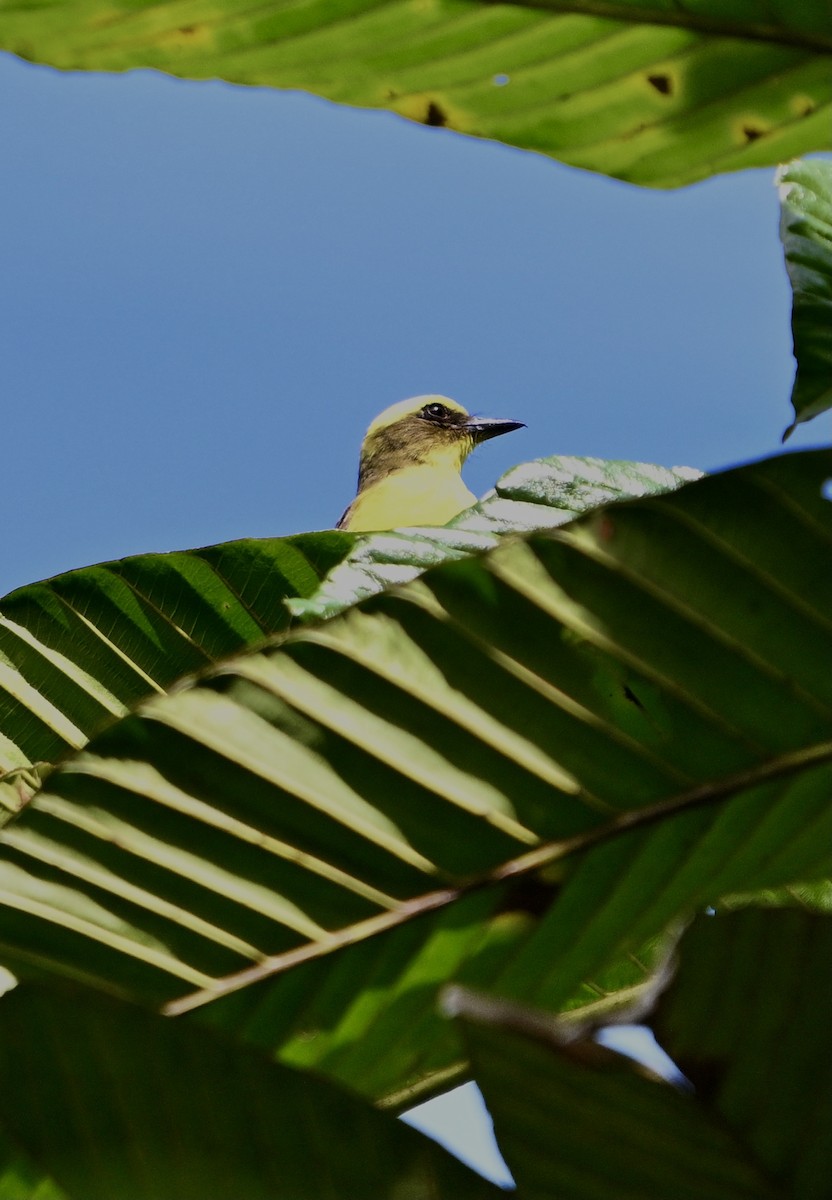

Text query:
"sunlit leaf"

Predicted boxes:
[[0, 449, 829, 1105], [0, 1, 829, 186], [291, 456, 699, 620], [0, 459, 693, 767], [0, 534, 352, 772]]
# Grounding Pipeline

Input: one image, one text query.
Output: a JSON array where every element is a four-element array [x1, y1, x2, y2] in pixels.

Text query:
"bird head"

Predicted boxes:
[[357, 395, 524, 491]]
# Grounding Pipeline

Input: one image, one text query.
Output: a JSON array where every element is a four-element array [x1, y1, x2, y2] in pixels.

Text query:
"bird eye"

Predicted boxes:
[[421, 402, 450, 420]]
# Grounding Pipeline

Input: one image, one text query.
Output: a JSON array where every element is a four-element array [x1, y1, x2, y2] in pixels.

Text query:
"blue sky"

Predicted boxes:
[[0, 47, 829, 1186], [2, 50, 828, 601]]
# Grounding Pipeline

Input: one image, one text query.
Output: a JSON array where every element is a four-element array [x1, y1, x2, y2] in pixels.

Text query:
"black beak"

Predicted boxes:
[[465, 416, 525, 444]]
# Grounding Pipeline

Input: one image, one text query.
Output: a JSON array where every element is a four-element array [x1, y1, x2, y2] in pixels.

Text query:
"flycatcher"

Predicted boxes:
[[338, 395, 524, 532]]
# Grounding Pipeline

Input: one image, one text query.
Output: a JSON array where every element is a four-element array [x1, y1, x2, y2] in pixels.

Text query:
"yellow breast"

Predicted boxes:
[[344, 464, 477, 532]]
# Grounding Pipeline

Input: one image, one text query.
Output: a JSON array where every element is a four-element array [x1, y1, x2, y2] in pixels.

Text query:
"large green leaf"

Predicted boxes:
[[0, 449, 830, 1106], [1, 1, 830, 186], [291, 456, 700, 621], [780, 159, 832, 437], [652, 907, 832, 1197], [195, 891, 673, 1108], [0, 982, 501, 1200], [454, 987, 778, 1199], [0, 533, 352, 777], [459, 909, 832, 1196], [0, 458, 691, 779]]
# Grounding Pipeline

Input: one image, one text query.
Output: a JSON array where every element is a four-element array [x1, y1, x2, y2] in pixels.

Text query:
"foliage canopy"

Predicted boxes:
[[0, 11, 831, 1197]]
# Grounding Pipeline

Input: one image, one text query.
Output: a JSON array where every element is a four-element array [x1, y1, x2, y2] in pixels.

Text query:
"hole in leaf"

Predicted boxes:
[[822, 478, 832, 503], [493, 73, 510, 86], [647, 73, 672, 96]]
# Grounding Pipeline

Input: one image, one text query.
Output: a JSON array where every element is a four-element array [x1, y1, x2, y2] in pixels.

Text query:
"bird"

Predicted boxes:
[[337, 395, 524, 532]]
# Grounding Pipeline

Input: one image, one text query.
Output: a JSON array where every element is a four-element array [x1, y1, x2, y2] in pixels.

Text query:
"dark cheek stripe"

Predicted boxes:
[[357, 417, 466, 491]]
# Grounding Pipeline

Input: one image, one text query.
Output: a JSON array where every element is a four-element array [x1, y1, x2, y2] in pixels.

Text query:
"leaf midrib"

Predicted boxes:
[[163, 736, 832, 1017]]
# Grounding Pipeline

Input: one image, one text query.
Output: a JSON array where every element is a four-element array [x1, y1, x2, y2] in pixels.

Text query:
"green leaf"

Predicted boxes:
[[0, 533, 353, 772], [1, 1, 830, 186], [286, 527, 504, 624], [460, 909, 832, 1196], [780, 159, 832, 437], [0, 449, 829, 1106], [720, 877, 832, 913], [0, 982, 501, 1200], [199, 887, 532, 1107], [651, 907, 832, 1198], [452, 985, 778, 1199], [195, 888, 673, 1108], [290, 456, 700, 621], [477, 455, 702, 518], [0, 764, 52, 817], [0, 1128, 67, 1200], [0, 459, 695, 768], [479, 446, 832, 1012]]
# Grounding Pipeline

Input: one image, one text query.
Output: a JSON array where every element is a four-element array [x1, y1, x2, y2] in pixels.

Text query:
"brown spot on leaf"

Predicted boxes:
[[159, 21, 211, 48], [424, 101, 447, 127], [647, 73, 672, 96], [742, 124, 764, 142], [789, 94, 815, 118]]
